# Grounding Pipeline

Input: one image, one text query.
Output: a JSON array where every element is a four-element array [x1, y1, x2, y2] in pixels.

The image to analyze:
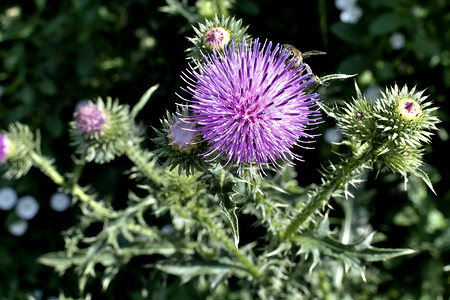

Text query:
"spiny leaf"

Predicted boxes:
[[220, 201, 240, 248], [130, 84, 159, 119], [155, 261, 248, 286], [296, 232, 416, 263]]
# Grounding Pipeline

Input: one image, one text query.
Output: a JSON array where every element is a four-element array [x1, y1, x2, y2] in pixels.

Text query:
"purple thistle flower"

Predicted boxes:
[[74, 104, 106, 136], [0, 134, 11, 163], [179, 39, 321, 175]]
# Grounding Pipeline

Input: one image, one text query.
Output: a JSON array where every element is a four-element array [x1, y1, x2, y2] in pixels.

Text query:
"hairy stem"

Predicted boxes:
[[31, 152, 65, 186], [281, 154, 370, 240], [124, 144, 164, 186], [31, 151, 115, 217]]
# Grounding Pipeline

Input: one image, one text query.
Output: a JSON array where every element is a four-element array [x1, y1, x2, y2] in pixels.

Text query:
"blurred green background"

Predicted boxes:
[[0, 0, 449, 299]]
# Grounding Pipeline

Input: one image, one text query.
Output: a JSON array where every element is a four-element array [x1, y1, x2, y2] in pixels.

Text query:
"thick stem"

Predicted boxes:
[[124, 144, 164, 186], [281, 154, 369, 241], [31, 152, 65, 186]]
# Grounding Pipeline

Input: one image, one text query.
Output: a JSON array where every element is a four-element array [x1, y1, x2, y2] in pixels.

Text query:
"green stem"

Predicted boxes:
[[31, 151, 116, 218], [281, 154, 370, 241], [124, 144, 164, 186], [195, 209, 261, 278], [31, 152, 65, 186]]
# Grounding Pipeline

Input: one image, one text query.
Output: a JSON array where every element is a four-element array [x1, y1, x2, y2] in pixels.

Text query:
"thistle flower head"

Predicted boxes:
[[179, 38, 321, 176], [0, 123, 34, 179], [0, 134, 11, 163], [70, 97, 135, 163], [74, 104, 107, 137], [187, 15, 250, 62]]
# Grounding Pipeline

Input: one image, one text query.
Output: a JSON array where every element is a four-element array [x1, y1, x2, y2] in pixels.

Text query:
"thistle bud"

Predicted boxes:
[[186, 15, 250, 62], [153, 110, 208, 176], [70, 97, 134, 163], [0, 123, 34, 179], [167, 120, 199, 152], [330, 84, 439, 189]]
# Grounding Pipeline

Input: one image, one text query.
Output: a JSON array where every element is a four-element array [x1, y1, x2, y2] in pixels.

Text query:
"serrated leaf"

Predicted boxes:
[[220, 201, 240, 248], [38, 251, 75, 275], [296, 232, 416, 263], [155, 262, 248, 286]]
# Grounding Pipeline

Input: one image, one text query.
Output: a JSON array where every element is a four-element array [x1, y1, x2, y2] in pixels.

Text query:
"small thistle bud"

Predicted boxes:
[[396, 97, 422, 121], [70, 97, 135, 163], [0, 123, 34, 179], [153, 110, 208, 176], [167, 120, 199, 152], [74, 104, 107, 137], [202, 27, 231, 51], [0, 134, 11, 163], [330, 84, 439, 190], [187, 15, 250, 62]]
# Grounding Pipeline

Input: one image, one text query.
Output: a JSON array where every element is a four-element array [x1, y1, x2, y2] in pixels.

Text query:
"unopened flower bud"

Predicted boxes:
[[70, 97, 134, 163], [396, 98, 422, 121], [202, 27, 231, 51], [167, 121, 198, 152], [186, 16, 250, 62]]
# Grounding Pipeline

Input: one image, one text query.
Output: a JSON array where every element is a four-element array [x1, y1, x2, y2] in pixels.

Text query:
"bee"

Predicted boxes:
[[282, 44, 326, 74]]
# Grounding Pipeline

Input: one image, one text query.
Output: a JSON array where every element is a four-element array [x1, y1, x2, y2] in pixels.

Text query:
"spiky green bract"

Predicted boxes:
[[152, 110, 211, 176], [327, 84, 439, 189], [186, 15, 250, 62], [70, 97, 135, 164], [0, 123, 35, 179]]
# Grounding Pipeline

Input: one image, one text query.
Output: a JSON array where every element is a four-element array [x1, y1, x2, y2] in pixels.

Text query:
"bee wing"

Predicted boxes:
[[301, 50, 326, 58]]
